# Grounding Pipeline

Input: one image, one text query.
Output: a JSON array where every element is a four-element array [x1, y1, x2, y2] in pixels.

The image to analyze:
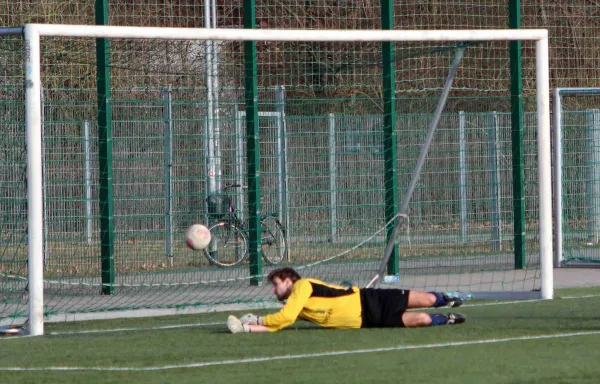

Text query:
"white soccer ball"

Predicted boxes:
[[185, 224, 212, 250]]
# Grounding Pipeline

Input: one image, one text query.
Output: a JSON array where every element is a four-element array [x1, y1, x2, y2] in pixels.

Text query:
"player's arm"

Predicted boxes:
[[260, 280, 313, 331], [244, 324, 270, 333]]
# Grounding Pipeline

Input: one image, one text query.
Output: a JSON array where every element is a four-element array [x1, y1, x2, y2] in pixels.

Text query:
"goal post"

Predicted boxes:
[[553, 87, 600, 267], [16, 24, 551, 336]]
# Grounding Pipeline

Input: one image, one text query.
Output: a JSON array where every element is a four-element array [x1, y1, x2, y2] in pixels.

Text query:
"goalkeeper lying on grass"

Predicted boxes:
[[227, 267, 465, 333]]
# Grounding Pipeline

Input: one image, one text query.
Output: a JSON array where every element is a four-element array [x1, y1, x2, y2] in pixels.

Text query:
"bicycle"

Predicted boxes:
[[204, 184, 288, 267]]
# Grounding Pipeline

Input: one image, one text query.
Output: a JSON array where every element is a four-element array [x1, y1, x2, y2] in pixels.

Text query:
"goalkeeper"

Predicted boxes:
[[227, 267, 466, 333]]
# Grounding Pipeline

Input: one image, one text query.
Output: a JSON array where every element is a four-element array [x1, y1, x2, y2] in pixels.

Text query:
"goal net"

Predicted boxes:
[[0, 25, 551, 335]]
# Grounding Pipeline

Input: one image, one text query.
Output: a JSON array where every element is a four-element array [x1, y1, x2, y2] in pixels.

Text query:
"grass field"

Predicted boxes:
[[1, 287, 600, 383]]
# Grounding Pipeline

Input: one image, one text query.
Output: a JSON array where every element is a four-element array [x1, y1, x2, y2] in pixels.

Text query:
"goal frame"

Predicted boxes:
[[553, 87, 600, 267], [21, 24, 552, 336]]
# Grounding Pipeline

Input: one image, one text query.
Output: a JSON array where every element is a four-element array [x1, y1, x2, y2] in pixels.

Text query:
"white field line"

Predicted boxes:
[[47, 322, 224, 336], [1, 330, 600, 371], [0, 322, 225, 341], [1, 292, 598, 340]]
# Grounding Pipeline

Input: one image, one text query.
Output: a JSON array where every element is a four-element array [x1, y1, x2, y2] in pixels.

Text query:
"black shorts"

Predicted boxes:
[[359, 288, 410, 328]]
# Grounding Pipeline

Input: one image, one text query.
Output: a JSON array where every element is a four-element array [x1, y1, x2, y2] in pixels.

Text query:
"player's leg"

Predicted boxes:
[[401, 311, 466, 327], [406, 290, 463, 308], [360, 289, 466, 328], [401, 311, 432, 327]]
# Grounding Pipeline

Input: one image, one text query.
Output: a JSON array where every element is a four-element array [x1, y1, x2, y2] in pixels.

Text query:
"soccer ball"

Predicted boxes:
[[185, 224, 212, 250]]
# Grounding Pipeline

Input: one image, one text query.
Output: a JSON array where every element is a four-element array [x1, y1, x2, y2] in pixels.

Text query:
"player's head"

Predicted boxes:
[[267, 267, 301, 301]]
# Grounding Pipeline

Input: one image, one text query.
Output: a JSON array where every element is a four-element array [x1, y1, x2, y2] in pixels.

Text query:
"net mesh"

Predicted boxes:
[[0, 34, 28, 325], [0, 29, 546, 325], [5, 0, 590, 325]]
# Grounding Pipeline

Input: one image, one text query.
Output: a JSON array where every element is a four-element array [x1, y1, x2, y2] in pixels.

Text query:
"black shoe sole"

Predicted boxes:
[[443, 294, 463, 308], [447, 313, 466, 325]]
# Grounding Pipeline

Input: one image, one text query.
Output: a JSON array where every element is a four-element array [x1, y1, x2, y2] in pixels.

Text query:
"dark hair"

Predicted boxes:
[[267, 267, 301, 283]]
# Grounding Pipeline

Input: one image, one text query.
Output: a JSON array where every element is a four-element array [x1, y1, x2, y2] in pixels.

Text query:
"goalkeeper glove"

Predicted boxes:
[[227, 315, 251, 334], [240, 313, 263, 325]]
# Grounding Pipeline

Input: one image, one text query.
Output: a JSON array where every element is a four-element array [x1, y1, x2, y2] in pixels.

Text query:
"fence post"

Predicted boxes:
[[275, 85, 289, 245], [552, 89, 563, 266], [234, 106, 245, 224], [509, 0, 526, 269], [586, 109, 600, 244], [96, 0, 115, 295], [488, 111, 502, 251], [244, 0, 263, 285], [381, 0, 399, 276], [83, 120, 93, 246], [328, 113, 338, 243], [163, 85, 174, 263], [458, 111, 468, 243], [41, 88, 49, 266]]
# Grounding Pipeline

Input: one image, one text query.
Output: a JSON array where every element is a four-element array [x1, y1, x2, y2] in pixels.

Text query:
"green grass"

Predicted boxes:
[[2, 287, 600, 383]]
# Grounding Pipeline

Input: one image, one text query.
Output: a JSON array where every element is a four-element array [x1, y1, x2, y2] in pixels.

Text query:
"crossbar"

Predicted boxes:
[[25, 24, 548, 41]]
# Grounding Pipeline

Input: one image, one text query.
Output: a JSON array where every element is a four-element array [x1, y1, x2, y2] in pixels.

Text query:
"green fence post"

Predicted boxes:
[[244, 0, 262, 285], [382, 0, 399, 276], [509, 0, 526, 269], [95, 0, 115, 294]]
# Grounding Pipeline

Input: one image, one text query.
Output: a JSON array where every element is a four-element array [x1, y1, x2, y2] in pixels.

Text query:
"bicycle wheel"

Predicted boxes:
[[203, 222, 249, 267], [260, 215, 288, 265]]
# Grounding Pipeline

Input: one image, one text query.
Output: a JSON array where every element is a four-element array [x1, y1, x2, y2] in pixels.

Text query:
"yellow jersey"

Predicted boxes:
[[261, 278, 362, 331]]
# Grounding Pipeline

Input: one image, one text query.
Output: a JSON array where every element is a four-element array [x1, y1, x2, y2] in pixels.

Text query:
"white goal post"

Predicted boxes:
[[553, 87, 600, 267], [22, 24, 552, 336]]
